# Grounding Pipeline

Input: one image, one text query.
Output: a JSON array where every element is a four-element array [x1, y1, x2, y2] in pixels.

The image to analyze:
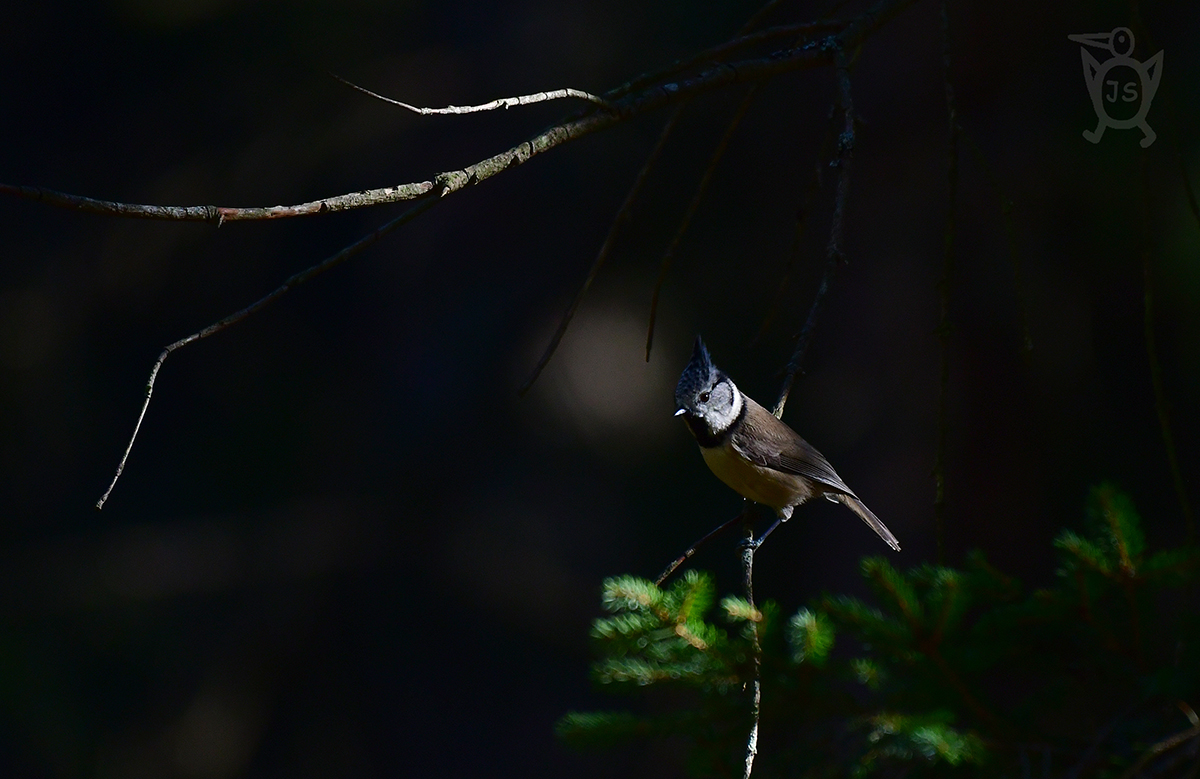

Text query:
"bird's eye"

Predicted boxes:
[[699, 391, 710, 403]]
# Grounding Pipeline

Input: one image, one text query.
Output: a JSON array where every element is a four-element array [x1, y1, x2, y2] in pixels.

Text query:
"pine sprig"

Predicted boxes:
[[786, 608, 835, 667], [565, 485, 1200, 777]]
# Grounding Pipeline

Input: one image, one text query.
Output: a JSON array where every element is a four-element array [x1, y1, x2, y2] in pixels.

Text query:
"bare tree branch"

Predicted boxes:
[[2, 0, 918, 224], [655, 505, 749, 587], [330, 73, 616, 114], [605, 21, 842, 102], [78, 0, 921, 505], [740, 516, 763, 779], [96, 197, 438, 508]]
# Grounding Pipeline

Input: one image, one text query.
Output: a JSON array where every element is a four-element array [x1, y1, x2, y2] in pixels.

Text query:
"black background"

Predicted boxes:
[[2, 0, 1198, 776]]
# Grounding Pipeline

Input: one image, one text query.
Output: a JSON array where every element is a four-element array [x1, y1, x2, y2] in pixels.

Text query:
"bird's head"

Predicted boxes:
[[675, 337, 741, 435]]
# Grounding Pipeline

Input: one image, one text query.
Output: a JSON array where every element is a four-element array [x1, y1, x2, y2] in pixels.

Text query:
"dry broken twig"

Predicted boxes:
[[330, 73, 616, 114]]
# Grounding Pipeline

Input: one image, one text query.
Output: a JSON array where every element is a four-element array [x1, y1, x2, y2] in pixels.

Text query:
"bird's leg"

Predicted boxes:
[[746, 518, 784, 550]]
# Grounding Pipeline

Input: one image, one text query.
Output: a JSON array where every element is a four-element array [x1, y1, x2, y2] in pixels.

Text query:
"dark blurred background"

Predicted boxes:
[[1, 0, 1197, 776]]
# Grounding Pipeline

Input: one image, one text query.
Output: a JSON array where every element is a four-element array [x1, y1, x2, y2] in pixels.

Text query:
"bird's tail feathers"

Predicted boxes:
[[836, 495, 901, 552]]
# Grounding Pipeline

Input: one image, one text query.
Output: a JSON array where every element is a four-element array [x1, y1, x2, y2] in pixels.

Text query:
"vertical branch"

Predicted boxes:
[[933, 0, 959, 564], [739, 50, 857, 779], [646, 82, 765, 362], [772, 52, 856, 417], [740, 515, 762, 779], [1140, 156, 1195, 540], [752, 104, 839, 348]]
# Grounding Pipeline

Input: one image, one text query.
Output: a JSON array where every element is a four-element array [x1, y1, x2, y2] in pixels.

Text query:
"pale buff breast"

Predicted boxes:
[[700, 439, 815, 516]]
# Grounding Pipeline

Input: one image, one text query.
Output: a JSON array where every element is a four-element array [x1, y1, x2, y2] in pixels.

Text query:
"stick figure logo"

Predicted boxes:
[[1068, 27, 1163, 147]]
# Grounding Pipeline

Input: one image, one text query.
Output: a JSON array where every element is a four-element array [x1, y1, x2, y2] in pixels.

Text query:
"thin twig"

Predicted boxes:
[[1117, 722, 1200, 779], [96, 197, 438, 508], [90, 0, 923, 500], [609, 0, 860, 103], [925, 643, 1011, 735], [772, 50, 856, 418], [751, 103, 838, 348], [3, 0, 918, 225], [646, 82, 765, 362], [522, 1, 845, 394], [656, 506, 749, 587], [932, 0, 959, 565], [604, 21, 842, 103], [331, 73, 616, 114], [521, 104, 688, 395]]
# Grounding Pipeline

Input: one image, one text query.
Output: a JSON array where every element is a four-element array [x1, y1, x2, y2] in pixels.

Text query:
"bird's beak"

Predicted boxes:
[[1067, 32, 1112, 51], [674, 408, 686, 417]]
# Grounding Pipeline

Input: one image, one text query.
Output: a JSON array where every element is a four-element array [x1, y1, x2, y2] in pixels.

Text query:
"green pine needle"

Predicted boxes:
[[787, 608, 835, 666]]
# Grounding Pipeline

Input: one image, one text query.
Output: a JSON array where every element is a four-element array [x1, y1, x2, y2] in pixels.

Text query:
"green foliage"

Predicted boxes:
[[560, 486, 1200, 777], [787, 608, 834, 667], [855, 711, 986, 777]]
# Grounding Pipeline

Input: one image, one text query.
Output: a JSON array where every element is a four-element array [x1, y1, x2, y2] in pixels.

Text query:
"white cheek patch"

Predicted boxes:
[[727, 385, 743, 422], [705, 382, 742, 435]]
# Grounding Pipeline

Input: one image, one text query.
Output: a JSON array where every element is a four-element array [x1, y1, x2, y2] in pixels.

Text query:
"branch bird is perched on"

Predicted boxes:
[[674, 337, 901, 551]]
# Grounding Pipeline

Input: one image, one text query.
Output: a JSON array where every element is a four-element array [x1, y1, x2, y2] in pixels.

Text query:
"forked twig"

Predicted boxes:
[[331, 73, 616, 114], [96, 198, 438, 508], [740, 55, 855, 778], [521, 103, 688, 395], [3, 0, 918, 227], [82, 0, 919, 508]]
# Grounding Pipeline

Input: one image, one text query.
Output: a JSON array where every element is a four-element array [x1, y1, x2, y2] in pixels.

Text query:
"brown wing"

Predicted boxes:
[[728, 395, 856, 497]]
